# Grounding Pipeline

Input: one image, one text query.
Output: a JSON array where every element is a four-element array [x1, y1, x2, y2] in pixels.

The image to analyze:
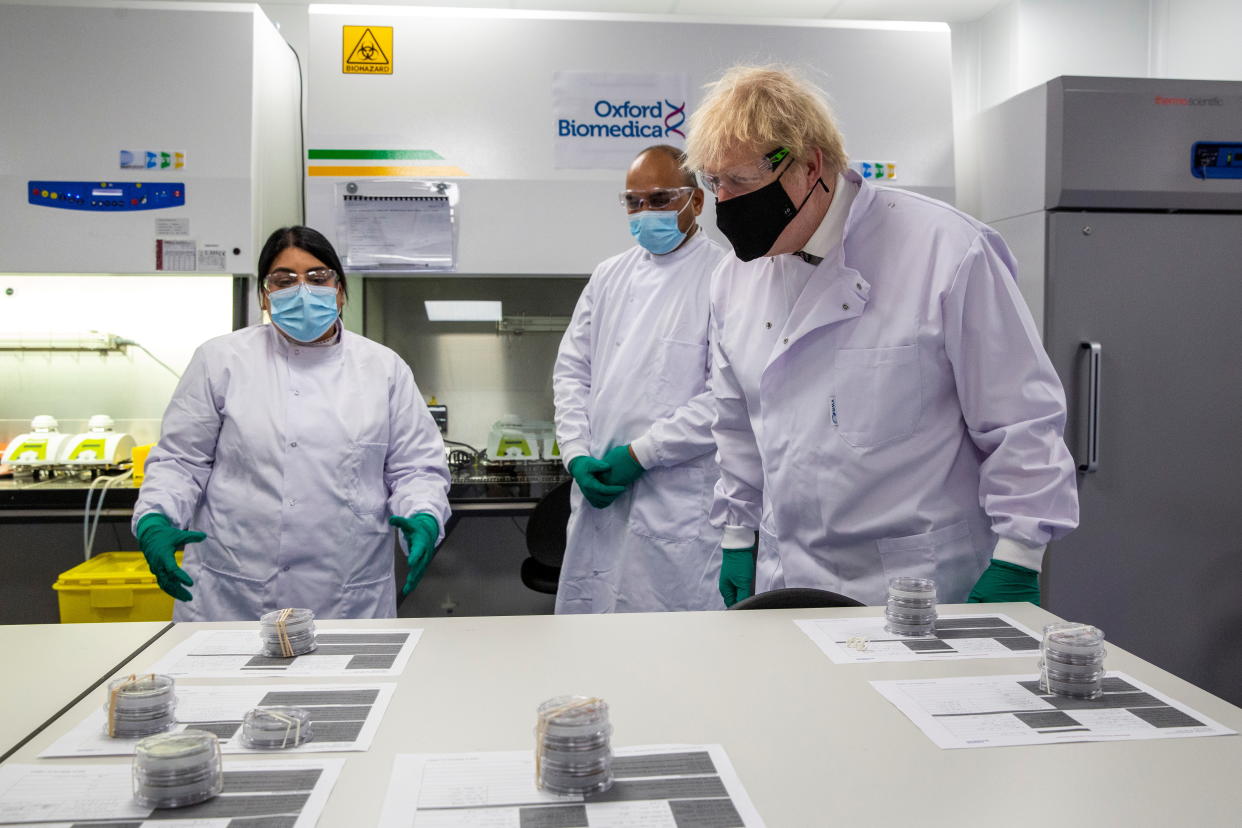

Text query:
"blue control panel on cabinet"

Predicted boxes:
[[27, 181, 186, 211], [1191, 143, 1242, 179]]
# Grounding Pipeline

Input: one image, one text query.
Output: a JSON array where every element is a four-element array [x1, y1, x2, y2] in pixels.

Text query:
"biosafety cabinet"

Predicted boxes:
[[978, 76, 1242, 707], [0, 1, 300, 274], [305, 8, 956, 275]]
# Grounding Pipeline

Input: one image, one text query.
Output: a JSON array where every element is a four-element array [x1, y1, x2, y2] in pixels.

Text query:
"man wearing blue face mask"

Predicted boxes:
[[133, 225, 451, 621], [552, 145, 727, 613]]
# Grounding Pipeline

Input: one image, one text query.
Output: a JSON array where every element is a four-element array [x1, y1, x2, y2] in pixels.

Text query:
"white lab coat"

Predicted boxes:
[[554, 231, 726, 612], [710, 172, 1079, 605], [133, 324, 451, 621]]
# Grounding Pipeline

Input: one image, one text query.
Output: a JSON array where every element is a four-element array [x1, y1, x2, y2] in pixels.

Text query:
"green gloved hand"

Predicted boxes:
[[568, 455, 626, 509], [135, 512, 204, 603], [389, 513, 440, 597], [599, 444, 644, 488], [719, 543, 758, 607], [967, 559, 1040, 605]]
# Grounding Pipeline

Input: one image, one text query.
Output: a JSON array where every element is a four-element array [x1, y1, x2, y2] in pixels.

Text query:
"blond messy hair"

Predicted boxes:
[[684, 65, 848, 176]]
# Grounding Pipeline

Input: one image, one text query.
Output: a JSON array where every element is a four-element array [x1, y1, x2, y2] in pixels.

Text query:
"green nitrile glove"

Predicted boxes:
[[568, 455, 626, 509], [967, 559, 1040, 605], [135, 512, 204, 603], [389, 513, 440, 597], [719, 543, 758, 607], [599, 444, 645, 488]]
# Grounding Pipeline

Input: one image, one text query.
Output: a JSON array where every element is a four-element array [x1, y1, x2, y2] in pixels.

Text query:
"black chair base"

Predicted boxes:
[[520, 557, 561, 595], [728, 587, 864, 610]]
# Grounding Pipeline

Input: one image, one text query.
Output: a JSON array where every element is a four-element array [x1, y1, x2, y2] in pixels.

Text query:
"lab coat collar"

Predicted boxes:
[[762, 173, 874, 375], [268, 319, 344, 360], [800, 172, 854, 261]]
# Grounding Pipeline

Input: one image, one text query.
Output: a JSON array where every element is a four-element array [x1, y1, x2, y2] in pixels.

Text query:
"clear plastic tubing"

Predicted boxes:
[[132, 729, 223, 809], [885, 576, 937, 637], [258, 608, 318, 657], [1040, 623, 1106, 699], [535, 696, 614, 796], [241, 706, 314, 749], [104, 674, 177, 738]]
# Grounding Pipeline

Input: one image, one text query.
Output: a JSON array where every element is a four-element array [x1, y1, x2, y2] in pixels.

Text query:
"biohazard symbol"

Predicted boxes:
[[343, 26, 392, 75]]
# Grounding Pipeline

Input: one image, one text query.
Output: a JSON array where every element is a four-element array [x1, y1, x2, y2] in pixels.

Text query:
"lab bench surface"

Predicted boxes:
[[0, 620, 171, 761], [2, 605, 1240, 826], [0, 468, 570, 518]]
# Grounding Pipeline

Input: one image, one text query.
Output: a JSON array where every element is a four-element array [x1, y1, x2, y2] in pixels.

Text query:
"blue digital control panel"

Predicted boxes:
[[1191, 143, 1242, 179], [27, 181, 185, 211]]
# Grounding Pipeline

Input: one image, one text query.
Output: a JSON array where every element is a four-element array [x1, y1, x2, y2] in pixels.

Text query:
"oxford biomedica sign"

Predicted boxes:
[[553, 71, 690, 169]]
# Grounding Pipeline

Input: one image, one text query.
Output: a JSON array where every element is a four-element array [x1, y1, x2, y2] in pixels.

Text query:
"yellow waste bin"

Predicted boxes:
[[53, 551, 182, 623]]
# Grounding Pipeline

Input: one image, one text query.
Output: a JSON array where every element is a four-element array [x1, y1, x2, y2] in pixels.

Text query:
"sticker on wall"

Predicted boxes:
[[120, 150, 185, 170], [197, 245, 227, 272], [552, 71, 689, 170], [343, 26, 392, 75], [155, 239, 197, 272], [851, 161, 897, 180], [306, 149, 468, 178], [155, 218, 190, 236]]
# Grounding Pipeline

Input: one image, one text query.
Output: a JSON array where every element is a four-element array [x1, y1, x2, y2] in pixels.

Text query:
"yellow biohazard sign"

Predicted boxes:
[[343, 26, 392, 75]]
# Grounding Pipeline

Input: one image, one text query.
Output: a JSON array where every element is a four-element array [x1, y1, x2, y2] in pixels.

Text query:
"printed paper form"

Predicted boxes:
[[872, 671, 1237, 749], [42, 683, 395, 757], [343, 194, 454, 269], [795, 613, 1043, 663], [378, 744, 766, 828], [0, 758, 343, 826], [146, 627, 421, 678]]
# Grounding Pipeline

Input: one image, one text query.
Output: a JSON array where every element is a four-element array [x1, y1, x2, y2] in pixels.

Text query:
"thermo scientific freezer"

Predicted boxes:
[[979, 76, 1242, 706]]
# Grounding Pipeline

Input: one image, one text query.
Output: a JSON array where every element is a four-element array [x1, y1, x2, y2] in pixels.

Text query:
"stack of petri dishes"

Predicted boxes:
[[1040, 622, 1107, 699], [105, 674, 177, 738], [259, 608, 317, 658], [241, 706, 314, 749], [535, 696, 614, 796], [132, 729, 224, 808], [884, 576, 938, 637]]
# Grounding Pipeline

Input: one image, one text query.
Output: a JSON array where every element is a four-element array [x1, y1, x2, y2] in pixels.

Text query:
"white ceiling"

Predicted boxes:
[[262, 0, 1009, 24]]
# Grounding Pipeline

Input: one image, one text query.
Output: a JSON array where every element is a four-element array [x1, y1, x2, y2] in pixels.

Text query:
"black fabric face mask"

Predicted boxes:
[[715, 161, 827, 262]]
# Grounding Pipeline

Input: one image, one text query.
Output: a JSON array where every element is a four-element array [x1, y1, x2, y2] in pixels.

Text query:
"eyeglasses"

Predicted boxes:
[[698, 147, 791, 196], [265, 268, 338, 290], [618, 186, 695, 211]]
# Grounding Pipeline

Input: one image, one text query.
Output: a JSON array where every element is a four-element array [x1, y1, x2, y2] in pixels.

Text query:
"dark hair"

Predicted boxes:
[[636, 144, 697, 188], [256, 226, 348, 300]]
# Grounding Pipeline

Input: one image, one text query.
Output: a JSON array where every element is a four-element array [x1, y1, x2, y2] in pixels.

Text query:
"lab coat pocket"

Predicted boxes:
[[346, 441, 389, 516], [197, 561, 278, 620], [339, 573, 396, 620], [628, 465, 707, 542], [877, 520, 973, 591], [834, 345, 922, 448], [651, 338, 709, 407]]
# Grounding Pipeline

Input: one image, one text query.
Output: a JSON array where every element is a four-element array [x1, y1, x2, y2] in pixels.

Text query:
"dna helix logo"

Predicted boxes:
[[663, 100, 687, 138]]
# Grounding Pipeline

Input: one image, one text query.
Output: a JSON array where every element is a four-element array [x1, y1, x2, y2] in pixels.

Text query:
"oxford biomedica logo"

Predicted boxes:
[[552, 71, 690, 169], [558, 98, 687, 139]]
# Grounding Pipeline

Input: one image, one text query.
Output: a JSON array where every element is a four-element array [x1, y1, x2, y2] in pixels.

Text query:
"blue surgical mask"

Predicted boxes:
[[629, 202, 693, 255], [268, 283, 340, 343]]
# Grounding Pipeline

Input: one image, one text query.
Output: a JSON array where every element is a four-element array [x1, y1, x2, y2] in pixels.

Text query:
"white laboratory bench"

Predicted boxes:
[[2, 605, 1240, 826], [0, 620, 170, 759]]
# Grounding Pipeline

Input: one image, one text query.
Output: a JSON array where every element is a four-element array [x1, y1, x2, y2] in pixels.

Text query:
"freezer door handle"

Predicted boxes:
[[1078, 342, 1101, 473]]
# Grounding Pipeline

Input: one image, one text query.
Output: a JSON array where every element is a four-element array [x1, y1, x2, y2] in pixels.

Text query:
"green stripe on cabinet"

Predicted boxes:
[[307, 149, 444, 160]]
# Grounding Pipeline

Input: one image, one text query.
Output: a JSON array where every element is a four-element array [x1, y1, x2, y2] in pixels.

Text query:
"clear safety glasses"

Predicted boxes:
[[618, 186, 695, 211], [697, 147, 791, 196], [264, 268, 338, 291]]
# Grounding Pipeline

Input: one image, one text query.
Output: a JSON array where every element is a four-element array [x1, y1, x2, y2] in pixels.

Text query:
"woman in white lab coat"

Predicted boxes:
[[132, 226, 451, 621]]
